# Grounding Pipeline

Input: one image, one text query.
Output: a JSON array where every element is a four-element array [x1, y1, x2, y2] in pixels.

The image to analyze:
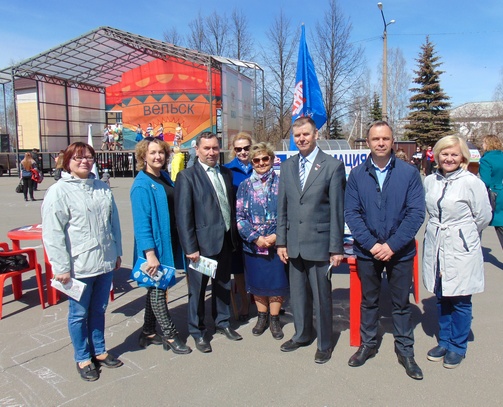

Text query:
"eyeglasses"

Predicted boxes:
[[72, 156, 95, 162], [252, 156, 271, 164], [234, 145, 251, 153]]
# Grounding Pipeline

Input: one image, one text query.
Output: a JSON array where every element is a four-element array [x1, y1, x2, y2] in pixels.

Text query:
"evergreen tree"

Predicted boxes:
[[370, 92, 382, 122], [404, 37, 451, 145], [329, 115, 344, 139]]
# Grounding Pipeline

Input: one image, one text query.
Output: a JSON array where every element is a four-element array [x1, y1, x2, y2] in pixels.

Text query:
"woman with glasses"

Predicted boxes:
[[236, 143, 288, 340], [130, 138, 192, 355], [224, 132, 254, 321], [42, 142, 123, 382]]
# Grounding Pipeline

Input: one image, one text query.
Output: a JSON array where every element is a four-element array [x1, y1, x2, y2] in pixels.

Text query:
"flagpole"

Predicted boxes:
[[87, 124, 99, 177]]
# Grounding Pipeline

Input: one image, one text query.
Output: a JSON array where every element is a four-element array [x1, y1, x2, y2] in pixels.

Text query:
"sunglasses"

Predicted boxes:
[[234, 145, 251, 153], [252, 156, 271, 164]]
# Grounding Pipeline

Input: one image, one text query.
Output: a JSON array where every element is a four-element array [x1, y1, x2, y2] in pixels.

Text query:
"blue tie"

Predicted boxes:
[[299, 156, 306, 190]]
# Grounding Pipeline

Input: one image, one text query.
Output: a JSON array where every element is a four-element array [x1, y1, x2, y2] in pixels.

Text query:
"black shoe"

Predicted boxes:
[[443, 351, 464, 369], [139, 332, 163, 349], [76, 362, 99, 381], [24, 198, 28, 201], [270, 315, 284, 340], [31, 198, 36, 201], [348, 345, 377, 367], [195, 337, 212, 353], [252, 312, 269, 336], [315, 347, 332, 364], [427, 345, 447, 362], [163, 335, 192, 354], [397, 354, 423, 380], [93, 353, 123, 369], [216, 327, 243, 341], [280, 339, 310, 352]]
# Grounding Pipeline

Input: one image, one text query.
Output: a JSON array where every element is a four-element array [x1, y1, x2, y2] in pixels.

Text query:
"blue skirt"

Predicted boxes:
[[244, 250, 289, 297]]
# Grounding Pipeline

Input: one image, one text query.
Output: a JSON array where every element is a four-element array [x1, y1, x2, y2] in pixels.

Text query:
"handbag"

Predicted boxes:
[[0, 254, 29, 273], [31, 168, 42, 183], [15, 180, 23, 193], [130, 257, 177, 290]]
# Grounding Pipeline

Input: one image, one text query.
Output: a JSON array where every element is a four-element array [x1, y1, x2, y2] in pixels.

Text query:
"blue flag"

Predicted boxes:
[[290, 25, 327, 151]]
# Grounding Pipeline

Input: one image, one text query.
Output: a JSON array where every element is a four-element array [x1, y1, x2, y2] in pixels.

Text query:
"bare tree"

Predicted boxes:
[[381, 47, 410, 131], [205, 11, 230, 56], [187, 12, 207, 52], [229, 8, 254, 63], [313, 0, 365, 138], [163, 27, 184, 47], [261, 9, 297, 144], [494, 67, 503, 101]]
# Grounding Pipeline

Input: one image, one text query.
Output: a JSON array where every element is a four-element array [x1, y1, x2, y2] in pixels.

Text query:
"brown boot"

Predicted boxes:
[[270, 314, 284, 340], [252, 312, 269, 336]]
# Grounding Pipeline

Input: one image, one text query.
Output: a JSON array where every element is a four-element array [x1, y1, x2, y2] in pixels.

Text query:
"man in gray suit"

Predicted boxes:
[[276, 117, 346, 364], [175, 132, 242, 353]]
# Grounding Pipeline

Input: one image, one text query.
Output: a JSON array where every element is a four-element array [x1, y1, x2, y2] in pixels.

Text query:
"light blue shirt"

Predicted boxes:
[[299, 146, 320, 182], [371, 157, 392, 190]]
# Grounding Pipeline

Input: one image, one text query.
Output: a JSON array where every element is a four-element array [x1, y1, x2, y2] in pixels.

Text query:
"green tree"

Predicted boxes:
[[404, 37, 451, 145], [370, 92, 382, 122], [329, 114, 344, 139]]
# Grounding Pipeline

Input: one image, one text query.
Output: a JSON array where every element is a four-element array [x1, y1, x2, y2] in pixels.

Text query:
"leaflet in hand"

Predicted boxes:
[[51, 278, 87, 301], [189, 256, 218, 279]]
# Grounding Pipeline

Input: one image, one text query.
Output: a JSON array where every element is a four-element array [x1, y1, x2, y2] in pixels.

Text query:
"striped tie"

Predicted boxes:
[[299, 156, 306, 190], [209, 167, 231, 231]]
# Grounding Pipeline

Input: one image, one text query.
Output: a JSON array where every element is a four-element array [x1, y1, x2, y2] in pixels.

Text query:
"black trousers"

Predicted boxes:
[[357, 257, 415, 356], [22, 176, 34, 199]]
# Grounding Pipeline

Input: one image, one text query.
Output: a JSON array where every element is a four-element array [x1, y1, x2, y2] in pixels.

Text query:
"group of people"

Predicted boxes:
[[101, 125, 123, 150], [135, 123, 184, 146], [39, 119, 500, 382]]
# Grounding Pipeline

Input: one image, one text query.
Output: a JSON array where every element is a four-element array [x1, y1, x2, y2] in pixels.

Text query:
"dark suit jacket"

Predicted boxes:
[[175, 161, 238, 257], [276, 150, 346, 262]]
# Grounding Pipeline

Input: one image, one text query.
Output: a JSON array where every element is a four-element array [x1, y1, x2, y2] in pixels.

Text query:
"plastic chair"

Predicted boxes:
[[0, 242, 45, 319]]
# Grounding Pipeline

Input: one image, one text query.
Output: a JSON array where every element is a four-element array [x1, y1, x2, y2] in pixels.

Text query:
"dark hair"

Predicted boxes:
[[196, 131, 218, 147], [62, 142, 96, 173], [292, 116, 316, 131], [366, 121, 394, 139]]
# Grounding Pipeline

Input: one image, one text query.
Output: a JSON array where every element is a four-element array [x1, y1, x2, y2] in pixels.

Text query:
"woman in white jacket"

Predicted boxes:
[[42, 142, 123, 382], [423, 135, 492, 369]]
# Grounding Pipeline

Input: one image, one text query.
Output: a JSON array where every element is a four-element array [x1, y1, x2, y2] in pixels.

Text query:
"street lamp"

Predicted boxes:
[[377, 2, 395, 123]]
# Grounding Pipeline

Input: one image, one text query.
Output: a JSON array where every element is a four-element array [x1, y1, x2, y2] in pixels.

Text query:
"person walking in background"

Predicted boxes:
[[425, 145, 435, 175], [345, 121, 425, 380], [236, 143, 288, 340], [54, 150, 65, 181], [224, 132, 254, 321], [131, 138, 192, 355], [42, 142, 123, 382], [186, 140, 197, 168], [170, 146, 185, 182], [423, 135, 492, 369], [412, 146, 423, 172], [175, 132, 242, 353], [20, 152, 37, 202], [276, 117, 346, 364], [479, 134, 503, 249]]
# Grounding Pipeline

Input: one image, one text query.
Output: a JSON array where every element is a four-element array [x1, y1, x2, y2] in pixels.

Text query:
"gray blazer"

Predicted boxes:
[[276, 150, 346, 262], [175, 161, 238, 257]]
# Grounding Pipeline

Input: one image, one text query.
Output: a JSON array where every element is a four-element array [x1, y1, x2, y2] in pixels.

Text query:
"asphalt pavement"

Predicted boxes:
[[0, 175, 501, 407]]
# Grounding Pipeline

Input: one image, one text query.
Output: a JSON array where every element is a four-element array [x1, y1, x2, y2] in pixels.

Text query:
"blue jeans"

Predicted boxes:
[[435, 279, 472, 356], [68, 272, 113, 363]]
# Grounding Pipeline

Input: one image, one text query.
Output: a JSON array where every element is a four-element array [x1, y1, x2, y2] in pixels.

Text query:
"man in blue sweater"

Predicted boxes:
[[345, 121, 425, 380]]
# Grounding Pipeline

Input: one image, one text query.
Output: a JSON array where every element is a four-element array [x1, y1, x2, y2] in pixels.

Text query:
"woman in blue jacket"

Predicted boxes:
[[224, 132, 254, 320], [130, 138, 191, 354]]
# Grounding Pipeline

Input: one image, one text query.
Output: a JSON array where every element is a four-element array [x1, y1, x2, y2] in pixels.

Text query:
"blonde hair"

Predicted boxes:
[[21, 152, 34, 171], [483, 135, 503, 151], [249, 142, 275, 161], [229, 132, 253, 158], [135, 138, 170, 171], [433, 135, 470, 171]]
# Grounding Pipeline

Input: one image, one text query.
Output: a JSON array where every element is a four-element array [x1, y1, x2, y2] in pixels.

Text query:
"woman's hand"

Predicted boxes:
[[114, 256, 122, 270], [144, 250, 160, 276], [54, 272, 71, 285], [254, 236, 268, 248], [264, 234, 276, 247]]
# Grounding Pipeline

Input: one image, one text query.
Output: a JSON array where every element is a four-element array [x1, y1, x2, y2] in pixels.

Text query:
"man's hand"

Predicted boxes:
[[277, 247, 289, 264], [372, 243, 394, 262], [186, 251, 200, 263], [329, 254, 343, 267]]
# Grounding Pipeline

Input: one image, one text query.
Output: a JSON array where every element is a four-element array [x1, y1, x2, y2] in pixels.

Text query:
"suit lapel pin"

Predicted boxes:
[[315, 164, 321, 171]]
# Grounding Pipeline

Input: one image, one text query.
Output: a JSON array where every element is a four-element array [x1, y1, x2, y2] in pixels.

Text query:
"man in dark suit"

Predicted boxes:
[[175, 132, 242, 353], [276, 117, 346, 364]]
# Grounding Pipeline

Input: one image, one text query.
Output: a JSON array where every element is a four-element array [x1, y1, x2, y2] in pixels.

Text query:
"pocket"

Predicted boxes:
[[316, 222, 330, 232], [71, 238, 99, 257]]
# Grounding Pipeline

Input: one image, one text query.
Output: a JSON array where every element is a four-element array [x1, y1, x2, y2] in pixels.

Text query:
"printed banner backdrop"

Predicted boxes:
[[106, 59, 221, 149], [273, 149, 371, 178]]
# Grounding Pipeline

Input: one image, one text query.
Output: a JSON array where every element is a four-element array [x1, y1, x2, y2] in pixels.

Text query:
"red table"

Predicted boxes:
[[7, 224, 59, 305]]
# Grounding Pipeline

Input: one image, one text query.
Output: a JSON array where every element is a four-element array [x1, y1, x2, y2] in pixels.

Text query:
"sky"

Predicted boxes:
[[1, 0, 502, 108]]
